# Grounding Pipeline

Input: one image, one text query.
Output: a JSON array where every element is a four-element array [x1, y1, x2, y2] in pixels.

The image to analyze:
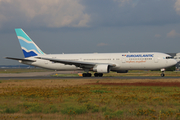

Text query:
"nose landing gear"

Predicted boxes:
[[161, 72, 165, 77], [161, 68, 165, 77]]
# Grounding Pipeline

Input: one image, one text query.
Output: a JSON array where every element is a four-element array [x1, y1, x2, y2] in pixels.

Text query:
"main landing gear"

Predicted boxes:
[[94, 73, 103, 77], [82, 73, 92, 77], [161, 68, 165, 77], [82, 73, 103, 77]]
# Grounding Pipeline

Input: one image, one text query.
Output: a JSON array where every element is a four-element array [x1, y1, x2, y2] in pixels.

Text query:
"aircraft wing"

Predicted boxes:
[[5, 57, 36, 62], [36, 57, 116, 68]]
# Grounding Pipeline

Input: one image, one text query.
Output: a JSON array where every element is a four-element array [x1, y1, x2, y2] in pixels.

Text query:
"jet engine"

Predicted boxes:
[[93, 64, 110, 73]]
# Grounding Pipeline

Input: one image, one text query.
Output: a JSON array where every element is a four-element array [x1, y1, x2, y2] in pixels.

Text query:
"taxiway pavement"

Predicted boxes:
[[0, 71, 180, 80]]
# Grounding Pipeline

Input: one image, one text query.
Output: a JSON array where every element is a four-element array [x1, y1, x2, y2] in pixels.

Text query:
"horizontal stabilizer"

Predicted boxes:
[[5, 57, 36, 62]]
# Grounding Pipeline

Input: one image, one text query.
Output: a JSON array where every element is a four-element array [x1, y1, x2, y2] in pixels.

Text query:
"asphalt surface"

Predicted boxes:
[[0, 76, 180, 80], [1, 71, 180, 80]]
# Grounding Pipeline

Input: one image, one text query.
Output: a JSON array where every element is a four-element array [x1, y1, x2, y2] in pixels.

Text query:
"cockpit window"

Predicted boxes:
[[174, 57, 180, 59], [166, 56, 174, 59]]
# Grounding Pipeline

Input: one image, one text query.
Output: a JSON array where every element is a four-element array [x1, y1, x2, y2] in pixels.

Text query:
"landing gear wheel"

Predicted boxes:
[[88, 73, 92, 77], [83, 73, 92, 77], [99, 73, 103, 77], [94, 73, 103, 77], [160, 68, 165, 77], [94, 73, 98, 77], [161, 73, 165, 77], [82, 73, 86, 77]]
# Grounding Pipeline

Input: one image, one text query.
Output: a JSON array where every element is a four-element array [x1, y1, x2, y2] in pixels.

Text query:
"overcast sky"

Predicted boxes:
[[1, 0, 180, 65]]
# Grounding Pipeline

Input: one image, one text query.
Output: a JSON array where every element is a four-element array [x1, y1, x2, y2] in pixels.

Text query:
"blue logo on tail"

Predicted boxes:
[[15, 29, 45, 58]]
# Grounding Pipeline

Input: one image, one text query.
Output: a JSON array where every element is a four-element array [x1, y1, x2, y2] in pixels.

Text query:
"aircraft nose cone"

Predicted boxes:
[[172, 59, 177, 66]]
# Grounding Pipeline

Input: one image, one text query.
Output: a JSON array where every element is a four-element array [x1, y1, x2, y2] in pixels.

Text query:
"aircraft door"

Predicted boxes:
[[122, 57, 126, 63], [154, 57, 158, 63]]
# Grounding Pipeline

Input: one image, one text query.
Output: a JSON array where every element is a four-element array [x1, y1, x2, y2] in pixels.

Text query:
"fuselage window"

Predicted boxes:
[[129, 57, 153, 61]]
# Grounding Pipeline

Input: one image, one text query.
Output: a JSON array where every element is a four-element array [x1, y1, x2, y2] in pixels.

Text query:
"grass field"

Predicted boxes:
[[0, 78, 180, 120]]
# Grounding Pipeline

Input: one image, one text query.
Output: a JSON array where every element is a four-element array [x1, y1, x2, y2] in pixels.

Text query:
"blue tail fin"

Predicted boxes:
[[15, 28, 45, 58]]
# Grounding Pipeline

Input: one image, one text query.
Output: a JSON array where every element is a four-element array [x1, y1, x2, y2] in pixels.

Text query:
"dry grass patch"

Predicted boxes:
[[1, 78, 180, 88], [0, 79, 180, 119]]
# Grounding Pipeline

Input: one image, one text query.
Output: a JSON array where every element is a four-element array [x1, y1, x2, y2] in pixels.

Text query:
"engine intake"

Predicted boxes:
[[93, 64, 110, 73]]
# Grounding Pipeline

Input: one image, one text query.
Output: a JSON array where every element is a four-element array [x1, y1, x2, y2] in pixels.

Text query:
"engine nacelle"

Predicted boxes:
[[93, 64, 110, 73], [116, 70, 128, 73]]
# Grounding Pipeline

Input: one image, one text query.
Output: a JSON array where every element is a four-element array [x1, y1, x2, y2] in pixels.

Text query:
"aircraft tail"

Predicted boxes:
[[15, 28, 45, 58]]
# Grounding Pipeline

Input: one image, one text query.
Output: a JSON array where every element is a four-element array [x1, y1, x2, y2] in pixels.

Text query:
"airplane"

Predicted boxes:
[[5, 28, 177, 77]]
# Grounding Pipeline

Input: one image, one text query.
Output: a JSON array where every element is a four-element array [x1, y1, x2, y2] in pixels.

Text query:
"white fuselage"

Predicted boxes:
[[21, 52, 177, 71]]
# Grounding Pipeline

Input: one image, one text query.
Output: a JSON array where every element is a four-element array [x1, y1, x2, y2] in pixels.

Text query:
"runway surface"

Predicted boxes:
[[1, 76, 180, 80], [1, 71, 180, 80]]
